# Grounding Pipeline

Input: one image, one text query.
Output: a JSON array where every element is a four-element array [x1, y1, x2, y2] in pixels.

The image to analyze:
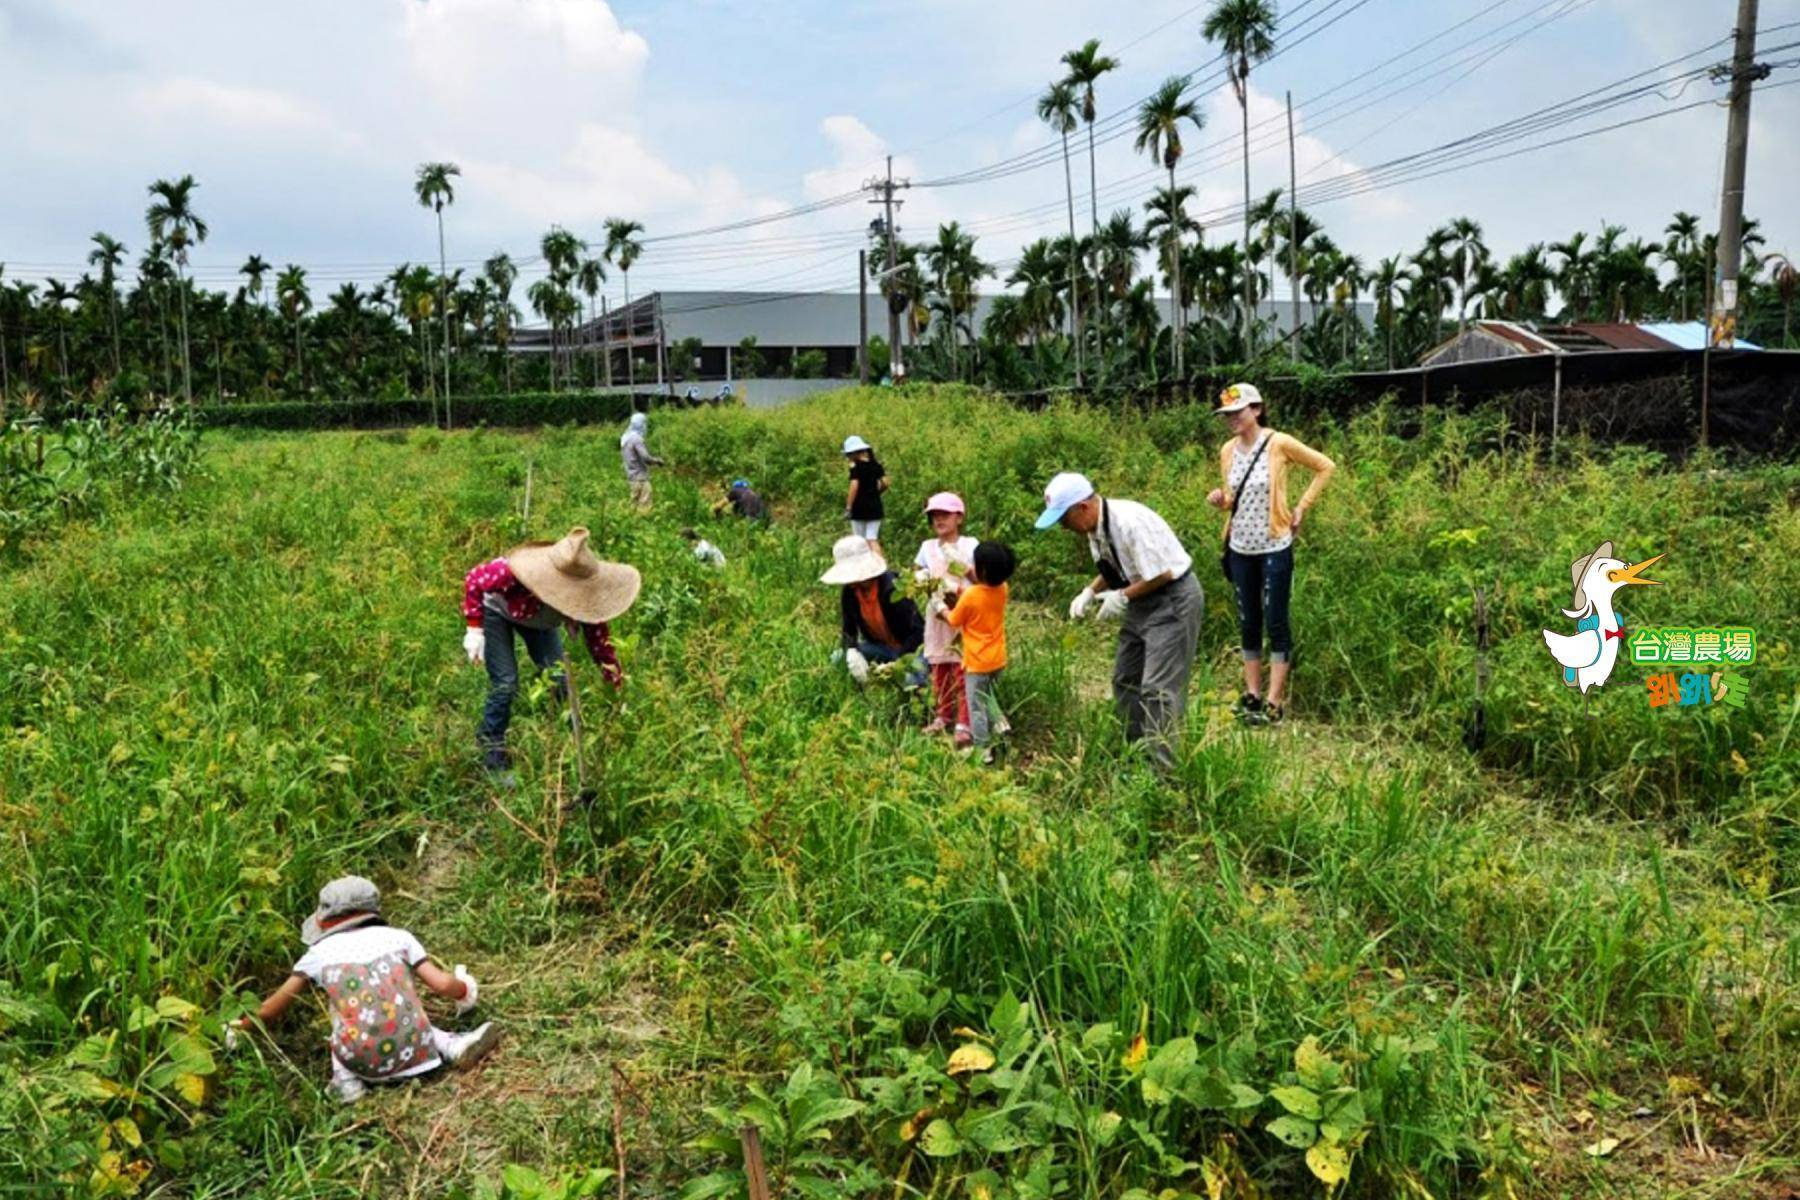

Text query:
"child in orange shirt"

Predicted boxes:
[[940, 541, 1015, 761]]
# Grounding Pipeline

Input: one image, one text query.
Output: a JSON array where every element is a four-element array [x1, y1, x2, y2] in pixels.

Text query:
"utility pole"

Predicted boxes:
[[654, 293, 666, 395], [858, 248, 869, 385], [1705, 0, 1766, 444], [1287, 91, 1302, 367], [865, 156, 909, 382], [601, 296, 613, 390]]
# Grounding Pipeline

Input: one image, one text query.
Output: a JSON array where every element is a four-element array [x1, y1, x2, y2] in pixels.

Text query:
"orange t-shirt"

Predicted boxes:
[[946, 583, 1007, 674]]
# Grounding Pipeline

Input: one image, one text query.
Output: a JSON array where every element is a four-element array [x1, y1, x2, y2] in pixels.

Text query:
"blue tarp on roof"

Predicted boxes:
[[1637, 321, 1761, 351]]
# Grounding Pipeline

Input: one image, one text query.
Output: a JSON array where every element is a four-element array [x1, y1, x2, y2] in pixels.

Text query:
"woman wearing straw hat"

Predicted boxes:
[[620, 412, 665, 510], [1205, 383, 1336, 726], [820, 535, 927, 690], [461, 527, 641, 777]]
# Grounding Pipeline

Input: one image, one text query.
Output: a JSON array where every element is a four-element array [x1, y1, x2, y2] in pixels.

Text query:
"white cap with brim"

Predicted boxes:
[[1035, 471, 1096, 530], [1215, 382, 1263, 414]]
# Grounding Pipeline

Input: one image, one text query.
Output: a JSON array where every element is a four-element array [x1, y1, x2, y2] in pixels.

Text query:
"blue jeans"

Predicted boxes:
[[1226, 545, 1294, 663], [478, 607, 566, 764], [857, 641, 929, 689]]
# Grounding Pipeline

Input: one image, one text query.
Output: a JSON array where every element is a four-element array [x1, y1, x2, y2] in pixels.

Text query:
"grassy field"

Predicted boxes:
[[1, 387, 1796, 1198]]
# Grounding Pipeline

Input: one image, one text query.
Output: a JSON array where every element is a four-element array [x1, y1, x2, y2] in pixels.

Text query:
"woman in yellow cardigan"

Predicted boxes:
[[1205, 383, 1336, 725]]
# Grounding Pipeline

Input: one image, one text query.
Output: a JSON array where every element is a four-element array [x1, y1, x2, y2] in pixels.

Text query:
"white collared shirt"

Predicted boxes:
[[1088, 498, 1192, 584]]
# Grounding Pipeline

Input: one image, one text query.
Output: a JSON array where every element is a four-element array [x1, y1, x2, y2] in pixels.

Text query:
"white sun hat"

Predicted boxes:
[[819, 534, 889, 585], [842, 435, 872, 455], [1215, 382, 1264, 414]]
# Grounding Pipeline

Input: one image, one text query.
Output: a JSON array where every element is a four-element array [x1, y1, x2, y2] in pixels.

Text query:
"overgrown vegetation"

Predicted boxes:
[[0, 404, 200, 550], [1, 388, 1794, 1197]]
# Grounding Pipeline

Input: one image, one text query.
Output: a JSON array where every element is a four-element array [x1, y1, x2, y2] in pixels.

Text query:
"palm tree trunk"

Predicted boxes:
[[1061, 131, 1083, 386], [1386, 305, 1395, 371], [177, 269, 193, 405], [58, 324, 69, 396], [1239, 90, 1253, 363], [437, 207, 452, 428], [110, 292, 121, 374], [1087, 117, 1104, 390], [1169, 164, 1184, 380], [623, 273, 635, 391]]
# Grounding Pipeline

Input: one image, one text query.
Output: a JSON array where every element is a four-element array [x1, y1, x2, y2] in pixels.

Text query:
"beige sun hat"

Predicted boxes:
[[819, 534, 888, 585], [507, 527, 641, 624]]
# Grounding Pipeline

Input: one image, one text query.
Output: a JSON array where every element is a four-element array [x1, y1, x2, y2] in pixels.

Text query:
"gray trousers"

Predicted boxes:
[[964, 669, 1004, 746], [1112, 572, 1202, 772]]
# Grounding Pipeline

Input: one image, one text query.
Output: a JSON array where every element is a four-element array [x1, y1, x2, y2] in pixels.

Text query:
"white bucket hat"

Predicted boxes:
[[819, 534, 888, 585], [300, 875, 383, 946], [842, 435, 872, 455]]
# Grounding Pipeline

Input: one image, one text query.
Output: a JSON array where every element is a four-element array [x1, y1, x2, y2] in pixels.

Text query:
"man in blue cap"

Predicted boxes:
[[1037, 471, 1201, 774]]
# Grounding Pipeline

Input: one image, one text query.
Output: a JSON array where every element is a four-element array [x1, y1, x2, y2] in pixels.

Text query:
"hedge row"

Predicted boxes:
[[195, 390, 679, 431]]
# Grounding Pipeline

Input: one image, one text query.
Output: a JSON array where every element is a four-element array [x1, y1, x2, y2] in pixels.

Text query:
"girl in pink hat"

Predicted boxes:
[[913, 492, 978, 746]]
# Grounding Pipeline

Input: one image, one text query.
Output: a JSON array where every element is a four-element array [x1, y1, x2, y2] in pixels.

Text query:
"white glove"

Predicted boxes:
[[927, 594, 948, 619], [845, 648, 870, 684], [453, 964, 479, 1014], [1068, 586, 1097, 620], [1098, 590, 1131, 621], [224, 1020, 245, 1051], [463, 627, 485, 665]]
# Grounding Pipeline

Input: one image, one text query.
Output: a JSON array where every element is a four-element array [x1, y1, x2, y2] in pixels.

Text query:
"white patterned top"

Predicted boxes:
[[1228, 435, 1292, 556]]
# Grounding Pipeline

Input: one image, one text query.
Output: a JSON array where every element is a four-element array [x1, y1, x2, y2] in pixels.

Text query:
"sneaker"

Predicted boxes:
[[328, 1074, 368, 1105], [980, 747, 999, 766], [1264, 702, 1285, 726], [1234, 694, 1266, 725], [442, 1021, 502, 1068]]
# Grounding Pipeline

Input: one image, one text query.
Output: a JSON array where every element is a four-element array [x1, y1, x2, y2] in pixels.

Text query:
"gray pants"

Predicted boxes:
[[964, 669, 1004, 746], [1112, 572, 1202, 772]]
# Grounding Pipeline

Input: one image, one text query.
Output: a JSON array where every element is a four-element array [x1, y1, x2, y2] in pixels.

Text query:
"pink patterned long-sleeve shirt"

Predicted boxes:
[[462, 558, 623, 686]]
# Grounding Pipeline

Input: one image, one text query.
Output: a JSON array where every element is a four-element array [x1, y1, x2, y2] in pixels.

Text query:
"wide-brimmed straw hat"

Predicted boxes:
[[819, 534, 888, 585], [508, 527, 641, 624], [300, 875, 382, 946]]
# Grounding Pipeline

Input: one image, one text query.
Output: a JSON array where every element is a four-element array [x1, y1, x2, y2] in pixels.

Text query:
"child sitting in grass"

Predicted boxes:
[[230, 875, 499, 1104], [939, 540, 1015, 763], [913, 492, 977, 747]]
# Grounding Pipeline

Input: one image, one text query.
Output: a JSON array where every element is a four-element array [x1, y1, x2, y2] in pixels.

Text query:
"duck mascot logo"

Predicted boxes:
[[1541, 540, 1662, 715]]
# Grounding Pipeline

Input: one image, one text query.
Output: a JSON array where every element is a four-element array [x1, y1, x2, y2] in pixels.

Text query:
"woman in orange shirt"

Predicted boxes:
[[941, 541, 1016, 762]]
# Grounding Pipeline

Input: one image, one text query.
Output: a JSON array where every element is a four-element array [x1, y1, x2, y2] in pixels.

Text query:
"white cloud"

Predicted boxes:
[[137, 77, 359, 148]]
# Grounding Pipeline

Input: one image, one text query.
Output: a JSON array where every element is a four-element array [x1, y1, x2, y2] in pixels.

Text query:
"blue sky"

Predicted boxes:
[[1, 0, 1794, 304]]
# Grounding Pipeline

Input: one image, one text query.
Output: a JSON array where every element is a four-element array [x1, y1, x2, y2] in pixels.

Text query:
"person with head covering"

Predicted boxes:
[[1037, 471, 1201, 775], [913, 492, 978, 745], [227, 875, 498, 1105], [460, 527, 640, 778], [841, 435, 889, 557], [1205, 383, 1336, 725], [619, 411, 664, 510], [820, 535, 926, 689], [711, 478, 768, 521]]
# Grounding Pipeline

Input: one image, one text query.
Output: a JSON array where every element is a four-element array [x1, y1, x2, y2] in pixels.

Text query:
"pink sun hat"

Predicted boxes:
[[923, 491, 966, 515]]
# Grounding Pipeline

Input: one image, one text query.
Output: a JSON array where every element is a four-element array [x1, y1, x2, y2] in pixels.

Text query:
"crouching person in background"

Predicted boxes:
[[228, 876, 498, 1104], [820, 534, 926, 690]]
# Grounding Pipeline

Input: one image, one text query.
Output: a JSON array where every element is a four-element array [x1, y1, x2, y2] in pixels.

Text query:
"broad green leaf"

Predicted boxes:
[[920, 1118, 963, 1157], [1306, 1141, 1351, 1187], [163, 1032, 216, 1076], [1266, 1115, 1319, 1149], [154, 996, 200, 1021], [502, 1164, 546, 1198], [1295, 1036, 1342, 1090], [126, 1004, 163, 1033], [1227, 1083, 1265, 1110], [1082, 1022, 1116, 1050], [1091, 1111, 1123, 1145], [677, 1171, 742, 1200], [1270, 1085, 1322, 1119], [797, 1096, 864, 1136], [966, 1169, 1003, 1200]]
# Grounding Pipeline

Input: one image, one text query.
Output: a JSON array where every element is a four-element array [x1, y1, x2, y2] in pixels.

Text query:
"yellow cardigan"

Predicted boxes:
[[1217, 430, 1337, 542]]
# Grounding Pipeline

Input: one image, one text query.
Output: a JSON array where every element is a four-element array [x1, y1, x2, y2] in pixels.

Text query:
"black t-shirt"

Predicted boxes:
[[848, 458, 885, 519]]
